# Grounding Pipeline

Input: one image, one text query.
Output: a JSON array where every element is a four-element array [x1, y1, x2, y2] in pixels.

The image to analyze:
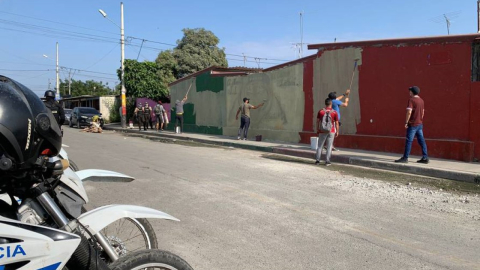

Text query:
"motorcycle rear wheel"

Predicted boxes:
[[110, 250, 194, 270]]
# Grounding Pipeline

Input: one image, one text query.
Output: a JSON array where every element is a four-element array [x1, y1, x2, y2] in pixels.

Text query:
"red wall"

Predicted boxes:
[[300, 41, 480, 161], [470, 83, 480, 160], [357, 43, 472, 140]]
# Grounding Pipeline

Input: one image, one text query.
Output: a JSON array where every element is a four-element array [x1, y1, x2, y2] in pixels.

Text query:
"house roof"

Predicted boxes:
[[168, 66, 263, 87], [263, 54, 317, 72], [308, 33, 480, 51]]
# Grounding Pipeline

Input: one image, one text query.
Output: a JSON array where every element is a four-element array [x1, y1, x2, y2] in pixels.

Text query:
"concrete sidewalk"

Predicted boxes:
[[103, 124, 480, 183]]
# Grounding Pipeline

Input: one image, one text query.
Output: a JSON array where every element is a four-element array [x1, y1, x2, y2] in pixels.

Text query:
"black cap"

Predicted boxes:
[[243, 97, 250, 102], [328, 92, 337, 100], [409, 86, 420, 95]]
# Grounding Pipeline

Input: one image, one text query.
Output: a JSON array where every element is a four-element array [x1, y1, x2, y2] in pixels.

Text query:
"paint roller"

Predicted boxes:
[[348, 58, 360, 90], [185, 77, 196, 97]]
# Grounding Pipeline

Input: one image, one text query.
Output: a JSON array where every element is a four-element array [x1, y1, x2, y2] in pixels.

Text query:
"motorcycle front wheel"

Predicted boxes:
[[110, 250, 194, 270], [81, 207, 158, 259], [69, 159, 80, 171]]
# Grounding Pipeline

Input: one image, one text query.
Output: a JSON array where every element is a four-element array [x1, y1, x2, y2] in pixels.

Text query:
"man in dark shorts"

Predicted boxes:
[[395, 86, 429, 164]]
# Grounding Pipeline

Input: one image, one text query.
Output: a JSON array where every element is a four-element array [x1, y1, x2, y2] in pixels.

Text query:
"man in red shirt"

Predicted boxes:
[[315, 98, 339, 166], [395, 86, 429, 164]]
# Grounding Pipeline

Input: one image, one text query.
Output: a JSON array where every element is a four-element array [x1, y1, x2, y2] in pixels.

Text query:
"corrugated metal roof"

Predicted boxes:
[[169, 66, 263, 87], [263, 54, 317, 72], [308, 33, 480, 50]]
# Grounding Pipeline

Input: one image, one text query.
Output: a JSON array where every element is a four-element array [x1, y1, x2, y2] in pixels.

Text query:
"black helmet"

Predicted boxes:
[[0, 76, 62, 172], [44, 90, 55, 99]]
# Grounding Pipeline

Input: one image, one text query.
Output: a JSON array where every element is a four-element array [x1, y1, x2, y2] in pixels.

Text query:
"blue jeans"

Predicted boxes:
[[403, 124, 428, 159]]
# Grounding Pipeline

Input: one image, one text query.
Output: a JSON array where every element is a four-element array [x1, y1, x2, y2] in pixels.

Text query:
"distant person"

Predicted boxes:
[[134, 102, 145, 131], [82, 115, 103, 133], [235, 97, 264, 140], [154, 101, 165, 131], [144, 103, 153, 130], [315, 98, 339, 166], [327, 89, 350, 151], [175, 95, 187, 133], [395, 86, 429, 164], [43, 90, 65, 127]]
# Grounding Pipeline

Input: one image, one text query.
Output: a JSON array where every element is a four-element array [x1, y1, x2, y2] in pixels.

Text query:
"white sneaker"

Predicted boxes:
[[237, 137, 241, 140]]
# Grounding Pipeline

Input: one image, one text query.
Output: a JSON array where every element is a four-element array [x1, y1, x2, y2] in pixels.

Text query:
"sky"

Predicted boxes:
[[0, 0, 477, 97]]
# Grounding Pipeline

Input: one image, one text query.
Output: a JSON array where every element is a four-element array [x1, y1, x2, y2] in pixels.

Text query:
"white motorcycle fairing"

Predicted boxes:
[[75, 169, 135, 182], [61, 168, 89, 203], [76, 204, 179, 237], [0, 216, 80, 270]]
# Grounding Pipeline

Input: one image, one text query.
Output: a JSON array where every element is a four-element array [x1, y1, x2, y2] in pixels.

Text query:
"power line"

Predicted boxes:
[[84, 44, 120, 70], [0, 68, 50, 72], [0, 10, 119, 36]]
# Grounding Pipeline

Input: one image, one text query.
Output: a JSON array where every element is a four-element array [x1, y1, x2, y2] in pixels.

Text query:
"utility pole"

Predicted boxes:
[[242, 53, 246, 66], [55, 42, 60, 100], [64, 68, 76, 96], [98, 2, 126, 127], [254, 57, 261, 68], [477, 0, 480, 33], [120, 2, 126, 128]]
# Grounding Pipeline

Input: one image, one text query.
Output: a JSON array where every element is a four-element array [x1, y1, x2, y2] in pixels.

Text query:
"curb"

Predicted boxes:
[[104, 126, 480, 183]]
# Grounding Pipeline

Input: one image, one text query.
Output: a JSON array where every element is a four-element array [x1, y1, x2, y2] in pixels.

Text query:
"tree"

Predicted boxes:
[[120, 59, 168, 100], [155, 50, 177, 90], [59, 79, 115, 97], [172, 28, 228, 78]]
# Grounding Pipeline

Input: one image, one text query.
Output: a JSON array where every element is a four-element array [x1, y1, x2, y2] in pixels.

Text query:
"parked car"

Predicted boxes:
[[64, 108, 72, 125], [69, 107, 104, 129]]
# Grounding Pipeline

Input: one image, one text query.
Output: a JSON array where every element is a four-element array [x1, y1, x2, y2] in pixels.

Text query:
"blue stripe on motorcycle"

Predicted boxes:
[[0, 265, 5, 270], [38, 262, 61, 270]]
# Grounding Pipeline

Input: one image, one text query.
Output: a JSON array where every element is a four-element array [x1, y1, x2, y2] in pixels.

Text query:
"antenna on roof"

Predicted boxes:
[[429, 11, 460, 35], [300, 11, 304, 58]]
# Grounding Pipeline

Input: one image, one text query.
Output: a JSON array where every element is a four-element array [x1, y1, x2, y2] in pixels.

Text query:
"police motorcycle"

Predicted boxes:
[[0, 76, 194, 270]]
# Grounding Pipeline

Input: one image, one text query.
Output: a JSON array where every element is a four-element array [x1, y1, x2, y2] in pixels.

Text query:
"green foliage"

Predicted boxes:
[[155, 50, 177, 95], [60, 79, 115, 97], [173, 28, 228, 78], [118, 28, 226, 100], [120, 59, 169, 100], [108, 98, 121, 123]]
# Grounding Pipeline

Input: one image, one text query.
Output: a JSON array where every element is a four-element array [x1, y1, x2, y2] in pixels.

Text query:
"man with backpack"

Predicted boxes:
[[154, 101, 165, 132], [315, 98, 339, 166]]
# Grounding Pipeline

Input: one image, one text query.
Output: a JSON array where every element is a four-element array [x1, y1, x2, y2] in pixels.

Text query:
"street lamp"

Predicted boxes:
[[98, 3, 126, 128]]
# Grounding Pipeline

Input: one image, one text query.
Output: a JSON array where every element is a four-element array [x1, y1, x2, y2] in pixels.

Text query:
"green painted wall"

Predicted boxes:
[[169, 71, 226, 135], [196, 72, 224, 93]]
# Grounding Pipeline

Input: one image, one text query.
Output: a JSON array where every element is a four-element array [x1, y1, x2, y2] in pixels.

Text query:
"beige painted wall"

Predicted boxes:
[[312, 48, 362, 134], [224, 64, 304, 142], [99, 96, 116, 122], [170, 77, 227, 127]]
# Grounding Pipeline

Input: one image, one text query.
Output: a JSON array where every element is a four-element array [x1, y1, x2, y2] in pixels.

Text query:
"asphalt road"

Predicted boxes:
[[63, 128, 480, 270]]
